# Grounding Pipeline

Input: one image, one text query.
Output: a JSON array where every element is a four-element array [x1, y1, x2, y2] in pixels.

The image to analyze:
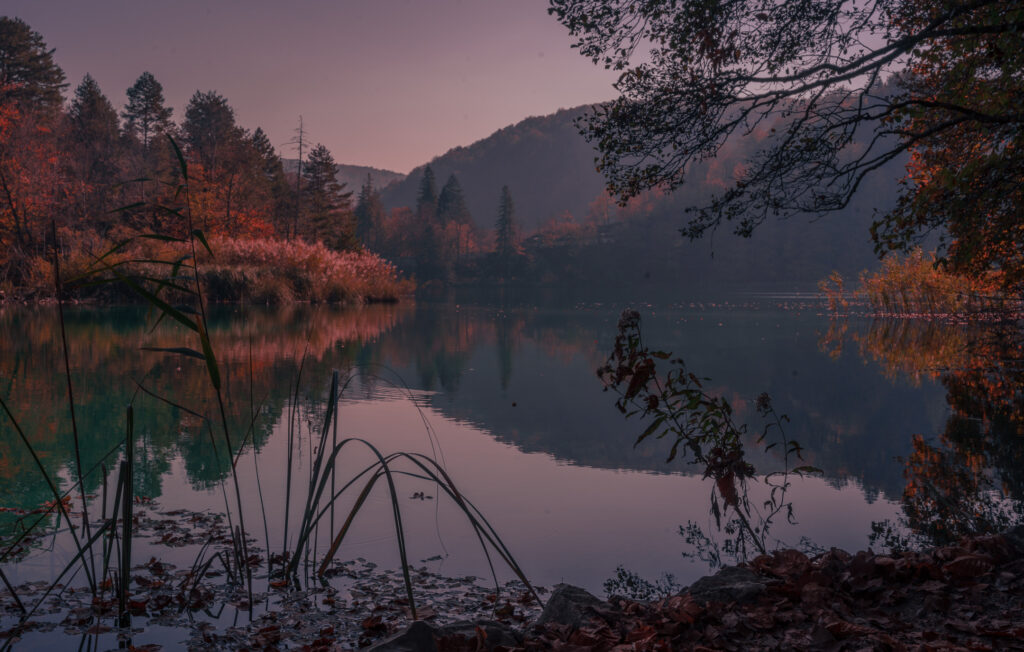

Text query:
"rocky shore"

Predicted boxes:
[[369, 526, 1024, 650]]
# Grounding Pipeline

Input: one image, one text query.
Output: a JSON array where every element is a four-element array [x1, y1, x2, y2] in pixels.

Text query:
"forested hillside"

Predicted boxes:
[[380, 107, 604, 233], [377, 104, 906, 290]]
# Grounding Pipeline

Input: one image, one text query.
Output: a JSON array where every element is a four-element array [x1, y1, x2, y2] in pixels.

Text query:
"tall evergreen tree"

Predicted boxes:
[[354, 174, 384, 250], [122, 72, 173, 149], [251, 127, 283, 180], [416, 165, 438, 222], [250, 127, 293, 235], [0, 17, 66, 114], [437, 174, 470, 226], [121, 72, 176, 221], [495, 185, 517, 278], [67, 74, 122, 225], [69, 74, 120, 166], [437, 173, 473, 267], [413, 165, 442, 276], [182, 90, 241, 172], [303, 143, 355, 249]]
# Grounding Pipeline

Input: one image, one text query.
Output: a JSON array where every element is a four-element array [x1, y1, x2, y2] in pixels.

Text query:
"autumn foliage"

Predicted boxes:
[[821, 248, 1006, 315], [0, 21, 409, 302]]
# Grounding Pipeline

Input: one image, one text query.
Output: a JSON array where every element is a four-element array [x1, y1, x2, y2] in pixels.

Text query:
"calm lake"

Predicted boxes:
[[2, 293, 1019, 601]]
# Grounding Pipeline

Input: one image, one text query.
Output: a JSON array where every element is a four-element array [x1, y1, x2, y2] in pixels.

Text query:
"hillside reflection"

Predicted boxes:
[[822, 317, 1024, 547], [4, 301, 999, 540], [0, 303, 411, 522]]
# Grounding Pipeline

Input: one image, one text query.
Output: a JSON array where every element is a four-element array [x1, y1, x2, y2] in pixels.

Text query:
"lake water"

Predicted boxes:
[[2, 295, 1021, 603]]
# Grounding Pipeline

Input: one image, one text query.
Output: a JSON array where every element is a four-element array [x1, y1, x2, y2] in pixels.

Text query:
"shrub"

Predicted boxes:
[[824, 249, 1005, 315]]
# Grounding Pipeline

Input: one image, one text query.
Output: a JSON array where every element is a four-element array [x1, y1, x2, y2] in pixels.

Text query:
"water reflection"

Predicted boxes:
[[0, 303, 411, 522], [823, 316, 1024, 548], [4, 299, 1018, 561]]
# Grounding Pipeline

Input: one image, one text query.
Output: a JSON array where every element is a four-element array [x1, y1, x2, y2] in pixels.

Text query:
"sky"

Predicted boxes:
[[5, 0, 619, 174]]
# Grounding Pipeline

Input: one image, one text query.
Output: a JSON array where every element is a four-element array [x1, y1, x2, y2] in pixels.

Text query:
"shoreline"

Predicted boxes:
[[4, 507, 1022, 649]]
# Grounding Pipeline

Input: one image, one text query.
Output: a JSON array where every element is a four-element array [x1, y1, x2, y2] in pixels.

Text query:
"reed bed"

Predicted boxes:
[[821, 248, 1007, 316], [0, 139, 532, 648], [6, 232, 413, 305]]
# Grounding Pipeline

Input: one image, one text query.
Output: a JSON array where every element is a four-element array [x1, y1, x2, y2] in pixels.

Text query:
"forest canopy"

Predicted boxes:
[[549, 0, 1024, 287]]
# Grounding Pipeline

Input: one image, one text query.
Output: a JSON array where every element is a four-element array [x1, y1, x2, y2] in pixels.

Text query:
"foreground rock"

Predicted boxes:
[[523, 527, 1024, 650], [367, 618, 523, 651], [373, 526, 1024, 650]]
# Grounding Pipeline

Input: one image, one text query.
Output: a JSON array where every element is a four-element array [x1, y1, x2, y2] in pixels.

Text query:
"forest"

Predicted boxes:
[[0, 17, 412, 303], [3, 0, 1024, 649], [1, 15, 910, 303]]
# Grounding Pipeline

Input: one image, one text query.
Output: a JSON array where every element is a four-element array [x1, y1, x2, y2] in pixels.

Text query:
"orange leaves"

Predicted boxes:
[[534, 532, 1024, 650], [660, 594, 704, 625]]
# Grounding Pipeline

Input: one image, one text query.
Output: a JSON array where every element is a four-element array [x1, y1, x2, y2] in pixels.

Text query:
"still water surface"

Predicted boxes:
[[2, 295, 1014, 596]]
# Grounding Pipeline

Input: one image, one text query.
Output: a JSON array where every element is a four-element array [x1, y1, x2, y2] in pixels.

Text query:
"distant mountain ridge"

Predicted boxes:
[[283, 160, 406, 193], [373, 102, 905, 288], [379, 106, 606, 231]]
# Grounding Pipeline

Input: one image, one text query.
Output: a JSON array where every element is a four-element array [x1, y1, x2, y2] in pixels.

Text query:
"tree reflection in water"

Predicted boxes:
[[823, 316, 1024, 550]]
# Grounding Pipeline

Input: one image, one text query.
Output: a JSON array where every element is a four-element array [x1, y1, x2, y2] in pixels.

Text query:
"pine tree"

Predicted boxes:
[[67, 74, 122, 226], [354, 174, 384, 250], [250, 127, 293, 235], [182, 90, 241, 172], [69, 75, 120, 178], [437, 174, 470, 226], [122, 72, 176, 219], [495, 185, 517, 278], [415, 165, 438, 223], [0, 17, 66, 115], [437, 174, 473, 267], [412, 165, 444, 276], [122, 72, 173, 149], [303, 143, 355, 249]]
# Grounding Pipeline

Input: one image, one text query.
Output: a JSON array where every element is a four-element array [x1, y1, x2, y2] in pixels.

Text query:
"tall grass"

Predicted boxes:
[[6, 229, 413, 305], [0, 137, 534, 641], [821, 248, 1006, 315]]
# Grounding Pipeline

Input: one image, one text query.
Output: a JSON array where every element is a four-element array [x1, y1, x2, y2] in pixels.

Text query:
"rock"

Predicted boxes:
[[685, 566, 768, 604], [365, 620, 437, 652], [1004, 525, 1024, 554], [365, 619, 524, 652], [535, 583, 613, 627], [436, 620, 522, 650]]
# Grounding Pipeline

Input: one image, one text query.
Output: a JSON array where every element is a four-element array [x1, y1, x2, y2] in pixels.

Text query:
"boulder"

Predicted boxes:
[[365, 618, 524, 652], [535, 583, 613, 627], [685, 565, 768, 604], [435, 619, 522, 649], [365, 620, 437, 652]]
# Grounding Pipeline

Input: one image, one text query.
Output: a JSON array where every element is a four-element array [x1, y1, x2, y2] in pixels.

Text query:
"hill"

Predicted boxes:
[[379, 107, 605, 232], [283, 160, 405, 193]]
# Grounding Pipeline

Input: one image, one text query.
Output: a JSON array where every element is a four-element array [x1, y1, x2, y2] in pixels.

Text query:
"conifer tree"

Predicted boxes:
[[122, 72, 176, 216], [437, 174, 473, 266], [67, 74, 122, 226], [250, 127, 293, 235], [437, 174, 470, 226], [415, 165, 438, 223], [122, 72, 173, 149], [354, 174, 384, 250], [495, 185, 517, 278], [182, 90, 241, 172], [69, 75, 120, 176], [0, 17, 66, 115], [413, 165, 443, 277], [303, 143, 355, 249]]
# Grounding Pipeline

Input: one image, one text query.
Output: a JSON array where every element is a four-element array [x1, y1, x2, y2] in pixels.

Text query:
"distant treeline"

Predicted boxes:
[[1, 16, 902, 297], [381, 107, 905, 290], [0, 17, 412, 301]]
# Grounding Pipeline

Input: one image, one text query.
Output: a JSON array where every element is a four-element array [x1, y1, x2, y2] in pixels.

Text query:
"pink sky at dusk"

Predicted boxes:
[[5, 0, 619, 173]]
